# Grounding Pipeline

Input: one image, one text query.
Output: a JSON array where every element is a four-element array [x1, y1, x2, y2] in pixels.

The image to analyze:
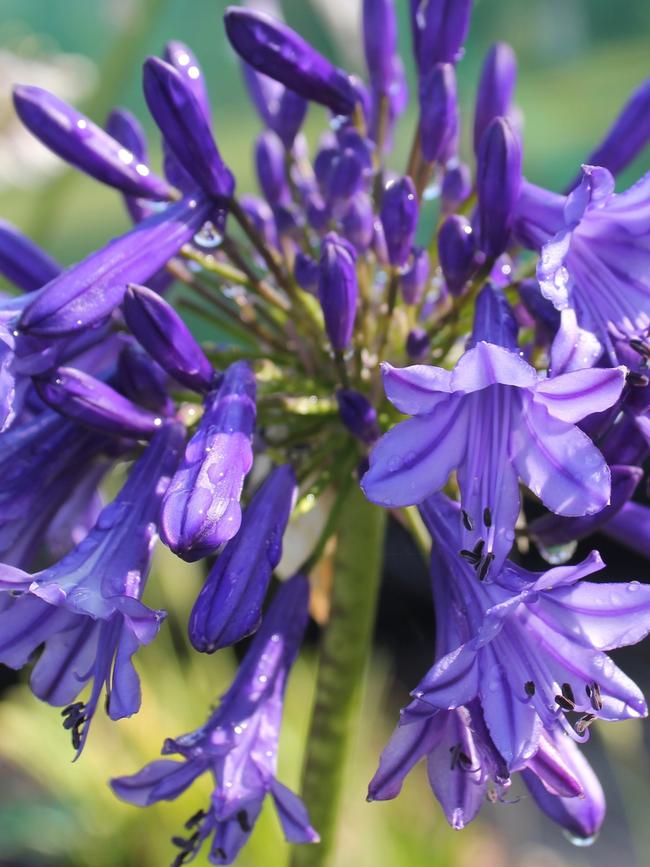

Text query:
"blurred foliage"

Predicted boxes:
[[0, 1, 649, 866]]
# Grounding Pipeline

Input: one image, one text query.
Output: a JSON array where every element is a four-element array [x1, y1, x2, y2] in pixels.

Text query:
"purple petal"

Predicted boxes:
[[163, 41, 212, 127], [381, 363, 453, 415], [451, 342, 537, 392], [30, 618, 99, 706], [368, 715, 444, 801], [0, 220, 61, 292], [533, 366, 625, 424], [412, 642, 479, 710], [513, 398, 611, 517], [361, 396, 467, 507], [269, 778, 319, 843], [550, 308, 602, 374], [111, 759, 205, 806]]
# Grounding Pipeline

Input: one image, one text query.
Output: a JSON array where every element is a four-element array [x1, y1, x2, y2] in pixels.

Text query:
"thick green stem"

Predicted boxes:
[[292, 486, 386, 867]]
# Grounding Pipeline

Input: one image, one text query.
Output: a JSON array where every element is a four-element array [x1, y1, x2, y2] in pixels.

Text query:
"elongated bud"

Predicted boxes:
[[239, 194, 278, 249], [411, 0, 473, 75], [255, 130, 289, 205], [0, 220, 60, 292], [399, 247, 430, 305], [318, 233, 358, 351], [161, 361, 256, 561], [363, 0, 398, 96], [13, 85, 173, 201], [336, 389, 379, 444], [341, 192, 374, 253], [163, 41, 212, 126], [123, 284, 215, 394], [188, 464, 297, 651], [143, 57, 234, 201], [380, 176, 418, 267], [19, 195, 215, 337], [438, 215, 476, 295], [473, 42, 517, 155], [327, 148, 365, 201], [441, 162, 472, 212], [476, 116, 521, 259], [116, 341, 174, 416], [469, 283, 518, 350], [241, 63, 308, 148], [34, 367, 163, 438], [224, 7, 357, 116], [419, 63, 458, 163]]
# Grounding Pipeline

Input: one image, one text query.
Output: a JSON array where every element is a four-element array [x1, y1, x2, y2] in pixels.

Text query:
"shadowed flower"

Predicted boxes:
[[0, 422, 184, 753], [111, 575, 319, 866], [362, 286, 625, 575]]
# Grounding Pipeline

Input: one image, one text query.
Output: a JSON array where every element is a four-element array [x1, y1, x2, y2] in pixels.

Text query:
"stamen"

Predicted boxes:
[[459, 548, 480, 565], [524, 681, 535, 697], [478, 552, 495, 581], [629, 338, 650, 359], [185, 809, 206, 830], [575, 713, 596, 734], [461, 510, 474, 531], [586, 681, 603, 712], [61, 702, 87, 750], [627, 370, 649, 388], [554, 693, 575, 712], [236, 809, 251, 833], [472, 538, 485, 558], [215, 847, 227, 860], [483, 507, 492, 528], [561, 682, 575, 705]]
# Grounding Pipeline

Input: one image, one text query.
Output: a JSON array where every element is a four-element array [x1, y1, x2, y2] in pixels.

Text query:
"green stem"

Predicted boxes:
[[291, 486, 386, 867]]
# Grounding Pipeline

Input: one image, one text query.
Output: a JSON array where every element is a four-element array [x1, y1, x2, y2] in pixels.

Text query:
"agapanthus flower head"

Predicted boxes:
[[516, 165, 650, 363], [362, 285, 626, 576], [111, 574, 318, 865], [12, 85, 174, 201], [0, 422, 184, 753], [224, 7, 357, 117], [160, 360, 256, 562]]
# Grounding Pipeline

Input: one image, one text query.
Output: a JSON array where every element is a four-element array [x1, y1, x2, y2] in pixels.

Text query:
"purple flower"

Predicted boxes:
[[160, 361, 256, 561], [0, 422, 184, 752], [318, 233, 358, 352], [111, 575, 318, 865], [473, 42, 517, 155], [408, 494, 649, 767], [441, 162, 472, 213], [601, 501, 650, 560], [116, 340, 175, 417], [18, 195, 216, 337], [241, 62, 308, 149], [438, 215, 476, 296], [476, 116, 522, 259], [569, 77, 650, 186], [516, 166, 650, 363], [13, 85, 173, 201], [362, 286, 626, 576], [143, 57, 235, 202], [341, 192, 375, 253], [293, 251, 319, 294], [0, 219, 61, 292], [419, 63, 458, 164], [380, 177, 418, 267], [163, 41, 212, 127], [189, 465, 296, 652], [406, 327, 430, 361], [224, 7, 357, 117], [123, 283, 215, 394], [521, 728, 605, 842], [410, 0, 473, 74]]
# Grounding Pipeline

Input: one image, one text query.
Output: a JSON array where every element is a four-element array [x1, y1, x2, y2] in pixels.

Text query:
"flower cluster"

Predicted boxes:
[[1, 0, 649, 862]]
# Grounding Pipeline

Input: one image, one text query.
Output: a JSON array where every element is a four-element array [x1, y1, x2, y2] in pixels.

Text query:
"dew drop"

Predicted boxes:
[[537, 540, 577, 565], [563, 831, 598, 847]]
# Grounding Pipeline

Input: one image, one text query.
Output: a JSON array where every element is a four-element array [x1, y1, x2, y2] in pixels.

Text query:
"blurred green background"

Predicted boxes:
[[0, 1, 649, 865]]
